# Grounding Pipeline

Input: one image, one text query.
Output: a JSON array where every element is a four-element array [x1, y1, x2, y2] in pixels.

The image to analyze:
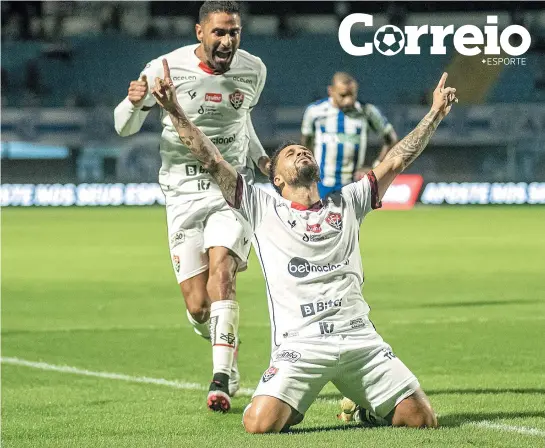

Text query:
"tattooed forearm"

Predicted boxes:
[[383, 109, 441, 172], [168, 105, 238, 204]]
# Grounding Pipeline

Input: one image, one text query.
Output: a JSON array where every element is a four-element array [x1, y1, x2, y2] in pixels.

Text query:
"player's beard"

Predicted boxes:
[[293, 161, 320, 187], [204, 41, 235, 73]]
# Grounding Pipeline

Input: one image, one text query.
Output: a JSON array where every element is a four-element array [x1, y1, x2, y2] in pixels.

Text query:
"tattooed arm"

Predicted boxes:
[[151, 59, 239, 205], [373, 73, 457, 200]]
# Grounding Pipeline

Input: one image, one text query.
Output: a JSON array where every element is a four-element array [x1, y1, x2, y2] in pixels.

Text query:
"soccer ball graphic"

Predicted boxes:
[[374, 25, 405, 56]]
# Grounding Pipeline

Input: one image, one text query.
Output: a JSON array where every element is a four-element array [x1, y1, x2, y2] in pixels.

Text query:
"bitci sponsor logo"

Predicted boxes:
[[339, 14, 531, 65], [300, 299, 342, 317]]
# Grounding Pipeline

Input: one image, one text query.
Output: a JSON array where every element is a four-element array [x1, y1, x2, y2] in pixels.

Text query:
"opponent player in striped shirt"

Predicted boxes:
[[301, 73, 398, 198], [151, 61, 457, 432], [114, 1, 269, 412]]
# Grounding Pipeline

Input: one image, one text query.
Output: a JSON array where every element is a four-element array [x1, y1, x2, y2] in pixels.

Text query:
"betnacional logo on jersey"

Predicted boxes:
[[229, 90, 245, 110], [306, 223, 322, 233], [325, 212, 343, 231], [210, 134, 236, 145], [274, 350, 301, 363], [300, 299, 342, 318], [172, 255, 180, 273], [288, 257, 349, 278], [262, 366, 278, 383], [205, 93, 222, 102]]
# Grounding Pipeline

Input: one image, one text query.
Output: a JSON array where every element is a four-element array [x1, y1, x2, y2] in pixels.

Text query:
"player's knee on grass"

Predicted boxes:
[[243, 399, 294, 434], [390, 389, 438, 428]]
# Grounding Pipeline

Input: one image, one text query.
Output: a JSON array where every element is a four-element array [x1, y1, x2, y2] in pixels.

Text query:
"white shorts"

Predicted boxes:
[[166, 194, 252, 283], [252, 327, 419, 418]]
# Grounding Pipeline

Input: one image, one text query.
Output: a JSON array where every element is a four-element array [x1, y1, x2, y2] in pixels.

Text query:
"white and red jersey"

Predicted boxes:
[[232, 172, 382, 348], [114, 43, 267, 199]]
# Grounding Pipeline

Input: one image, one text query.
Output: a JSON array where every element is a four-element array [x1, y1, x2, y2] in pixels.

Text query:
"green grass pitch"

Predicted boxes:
[[2, 206, 545, 447]]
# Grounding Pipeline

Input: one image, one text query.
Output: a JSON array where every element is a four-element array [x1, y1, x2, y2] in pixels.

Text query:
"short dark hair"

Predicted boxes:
[[199, 1, 240, 23], [269, 140, 298, 195]]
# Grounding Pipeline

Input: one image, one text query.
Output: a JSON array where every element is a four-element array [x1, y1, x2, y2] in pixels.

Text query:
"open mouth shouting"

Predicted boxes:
[[214, 49, 232, 64]]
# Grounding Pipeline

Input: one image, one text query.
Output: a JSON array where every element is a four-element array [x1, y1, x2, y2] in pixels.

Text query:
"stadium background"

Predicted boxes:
[[2, 2, 545, 447], [2, 1, 544, 205]]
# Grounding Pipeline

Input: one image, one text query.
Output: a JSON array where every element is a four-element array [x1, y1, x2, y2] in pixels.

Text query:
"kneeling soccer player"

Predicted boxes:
[[151, 59, 457, 432]]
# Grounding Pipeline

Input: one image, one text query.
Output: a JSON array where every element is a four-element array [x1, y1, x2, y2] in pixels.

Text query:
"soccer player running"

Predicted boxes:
[[151, 59, 457, 432], [301, 73, 398, 198], [114, 1, 269, 412]]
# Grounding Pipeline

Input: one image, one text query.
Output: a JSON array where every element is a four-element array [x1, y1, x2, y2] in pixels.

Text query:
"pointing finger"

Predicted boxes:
[[437, 72, 448, 90], [162, 58, 171, 81]]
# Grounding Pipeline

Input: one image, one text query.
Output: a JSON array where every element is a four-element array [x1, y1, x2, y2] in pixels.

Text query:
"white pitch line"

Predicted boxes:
[[1, 356, 255, 396], [3, 356, 545, 439], [470, 420, 545, 438]]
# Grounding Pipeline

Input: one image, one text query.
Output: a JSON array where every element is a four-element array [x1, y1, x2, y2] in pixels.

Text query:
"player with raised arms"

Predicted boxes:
[[151, 59, 457, 432], [114, 1, 269, 412]]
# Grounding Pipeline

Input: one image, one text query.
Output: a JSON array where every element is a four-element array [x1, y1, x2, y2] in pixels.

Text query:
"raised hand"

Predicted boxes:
[[128, 74, 149, 106], [431, 72, 458, 118], [151, 59, 180, 114]]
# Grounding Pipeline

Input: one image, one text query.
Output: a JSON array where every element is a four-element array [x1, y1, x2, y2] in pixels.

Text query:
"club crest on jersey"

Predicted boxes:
[[229, 90, 245, 110], [262, 366, 278, 383], [172, 255, 180, 273], [326, 212, 343, 230]]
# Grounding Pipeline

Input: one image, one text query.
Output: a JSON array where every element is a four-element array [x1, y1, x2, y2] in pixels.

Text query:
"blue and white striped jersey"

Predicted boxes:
[[301, 98, 392, 190]]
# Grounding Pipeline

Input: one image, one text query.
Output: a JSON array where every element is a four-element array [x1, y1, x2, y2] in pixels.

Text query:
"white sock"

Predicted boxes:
[[186, 310, 210, 340], [209, 300, 239, 376]]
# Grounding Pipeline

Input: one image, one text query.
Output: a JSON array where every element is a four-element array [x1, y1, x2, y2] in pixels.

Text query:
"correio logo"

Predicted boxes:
[[339, 14, 531, 57], [287, 257, 348, 278], [210, 134, 236, 145]]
